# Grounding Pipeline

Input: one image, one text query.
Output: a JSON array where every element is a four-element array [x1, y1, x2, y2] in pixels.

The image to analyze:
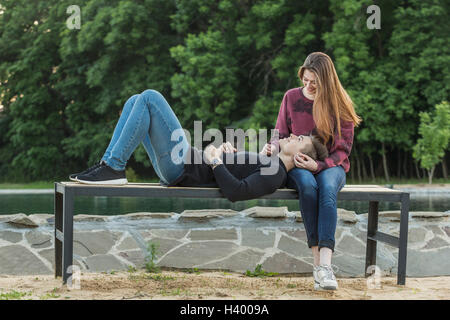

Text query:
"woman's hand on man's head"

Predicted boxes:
[[294, 152, 318, 172]]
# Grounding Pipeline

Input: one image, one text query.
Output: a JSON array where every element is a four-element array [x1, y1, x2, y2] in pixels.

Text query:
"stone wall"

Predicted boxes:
[[0, 208, 448, 278]]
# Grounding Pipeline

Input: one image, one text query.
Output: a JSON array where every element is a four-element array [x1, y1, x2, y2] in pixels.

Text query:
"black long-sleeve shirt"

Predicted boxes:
[[166, 147, 287, 202]]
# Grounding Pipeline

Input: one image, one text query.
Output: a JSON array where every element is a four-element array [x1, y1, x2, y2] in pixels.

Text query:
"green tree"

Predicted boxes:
[[413, 101, 450, 184]]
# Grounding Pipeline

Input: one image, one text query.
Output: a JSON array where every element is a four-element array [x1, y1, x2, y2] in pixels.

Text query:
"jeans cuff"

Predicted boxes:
[[307, 240, 318, 249], [318, 240, 335, 253]]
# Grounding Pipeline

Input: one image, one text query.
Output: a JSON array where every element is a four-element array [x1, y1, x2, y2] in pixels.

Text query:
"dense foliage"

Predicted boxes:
[[0, 0, 448, 182]]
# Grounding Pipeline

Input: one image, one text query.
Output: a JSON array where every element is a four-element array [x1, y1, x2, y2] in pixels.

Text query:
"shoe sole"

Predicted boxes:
[[75, 178, 128, 185], [314, 282, 338, 291], [69, 176, 78, 182]]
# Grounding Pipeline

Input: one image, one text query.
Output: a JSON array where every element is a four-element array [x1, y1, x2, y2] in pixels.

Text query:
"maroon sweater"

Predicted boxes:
[[270, 87, 354, 174]]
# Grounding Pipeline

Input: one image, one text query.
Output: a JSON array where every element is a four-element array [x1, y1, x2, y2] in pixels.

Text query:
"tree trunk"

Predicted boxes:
[[408, 154, 413, 180], [442, 153, 448, 179], [414, 159, 421, 179], [361, 151, 368, 181], [397, 148, 401, 179], [368, 153, 376, 181], [402, 150, 408, 179], [350, 154, 355, 181], [428, 166, 435, 184], [381, 142, 390, 182], [355, 145, 362, 184]]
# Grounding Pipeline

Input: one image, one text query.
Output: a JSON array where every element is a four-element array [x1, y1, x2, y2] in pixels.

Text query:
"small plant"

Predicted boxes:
[[40, 292, 61, 300], [127, 265, 137, 273], [146, 274, 175, 281], [184, 267, 200, 274], [0, 290, 30, 300], [245, 264, 279, 278], [145, 241, 161, 273]]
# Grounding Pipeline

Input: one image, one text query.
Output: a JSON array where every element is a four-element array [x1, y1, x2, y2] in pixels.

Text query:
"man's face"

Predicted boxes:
[[279, 134, 313, 156]]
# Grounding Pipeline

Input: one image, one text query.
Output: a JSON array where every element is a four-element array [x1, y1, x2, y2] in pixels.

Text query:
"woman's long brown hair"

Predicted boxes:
[[298, 52, 362, 146]]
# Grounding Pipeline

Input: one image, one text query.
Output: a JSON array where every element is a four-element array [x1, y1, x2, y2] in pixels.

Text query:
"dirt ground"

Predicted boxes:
[[0, 270, 449, 300]]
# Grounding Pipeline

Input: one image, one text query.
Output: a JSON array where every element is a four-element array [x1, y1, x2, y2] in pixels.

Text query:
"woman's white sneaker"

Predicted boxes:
[[313, 265, 321, 290], [315, 264, 338, 290]]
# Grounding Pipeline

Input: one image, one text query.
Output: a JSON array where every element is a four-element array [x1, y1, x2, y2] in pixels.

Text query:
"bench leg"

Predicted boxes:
[[397, 193, 410, 285], [62, 189, 74, 284], [54, 186, 63, 278], [365, 201, 379, 277]]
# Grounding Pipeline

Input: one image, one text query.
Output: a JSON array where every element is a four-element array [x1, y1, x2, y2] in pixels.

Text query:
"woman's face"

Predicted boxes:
[[279, 134, 313, 156], [302, 69, 317, 95]]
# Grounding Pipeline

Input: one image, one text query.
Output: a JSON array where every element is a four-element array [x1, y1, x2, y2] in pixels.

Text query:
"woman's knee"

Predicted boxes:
[[288, 169, 318, 195], [121, 94, 140, 114], [140, 89, 163, 101]]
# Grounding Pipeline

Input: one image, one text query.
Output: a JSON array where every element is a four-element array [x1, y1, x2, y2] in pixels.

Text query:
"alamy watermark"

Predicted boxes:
[[169, 121, 283, 176], [66, 5, 81, 30], [367, 5, 381, 29], [366, 265, 383, 289], [66, 265, 81, 290]]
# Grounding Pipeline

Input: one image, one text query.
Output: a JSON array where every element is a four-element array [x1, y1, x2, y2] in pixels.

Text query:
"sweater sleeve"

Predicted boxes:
[[269, 92, 290, 151], [312, 119, 354, 174], [212, 164, 281, 202]]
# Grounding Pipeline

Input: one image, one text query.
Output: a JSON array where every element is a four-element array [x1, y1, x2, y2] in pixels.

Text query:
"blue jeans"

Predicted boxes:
[[286, 166, 346, 252], [101, 89, 189, 185]]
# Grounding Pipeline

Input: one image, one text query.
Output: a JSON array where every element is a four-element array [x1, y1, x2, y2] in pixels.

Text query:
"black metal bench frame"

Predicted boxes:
[[54, 182, 410, 285]]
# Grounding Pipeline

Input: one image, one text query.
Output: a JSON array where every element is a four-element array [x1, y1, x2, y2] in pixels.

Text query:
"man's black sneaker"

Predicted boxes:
[[69, 161, 105, 182], [76, 163, 128, 185]]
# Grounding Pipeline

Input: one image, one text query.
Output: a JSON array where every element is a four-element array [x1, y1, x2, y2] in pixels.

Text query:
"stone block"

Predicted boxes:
[[335, 234, 366, 257], [200, 249, 265, 272], [6, 213, 48, 228], [261, 252, 312, 274], [85, 254, 128, 272], [73, 230, 116, 257], [243, 206, 288, 218], [189, 228, 237, 241], [408, 227, 428, 243], [124, 212, 176, 219], [73, 214, 109, 222], [337, 208, 358, 224], [180, 209, 238, 219], [38, 247, 84, 271], [158, 241, 239, 268], [145, 237, 183, 256], [0, 230, 23, 243], [118, 250, 146, 268], [404, 247, 450, 277], [277, 235, 310, 258], [116, 235, 140, 251], [25, 230, 52, 249], [411, 211, 449, 219], [0, 245, 51, 275], [141, 229, 189, 240], [331, 254, 365, 277], [423, 236, 449, 250], [291, 211, 303, 222], [281, 228, 307, 241], [241, 228, 275, 249]]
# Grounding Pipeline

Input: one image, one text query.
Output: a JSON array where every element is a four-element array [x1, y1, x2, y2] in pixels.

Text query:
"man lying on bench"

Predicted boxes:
[[69, 89, 327, 202]]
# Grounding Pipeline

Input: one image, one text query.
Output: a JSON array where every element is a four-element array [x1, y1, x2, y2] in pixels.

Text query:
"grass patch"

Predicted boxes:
[[0, 290, 32, 300], [183, 267, 201, 274], [245, 264, 279, 278]]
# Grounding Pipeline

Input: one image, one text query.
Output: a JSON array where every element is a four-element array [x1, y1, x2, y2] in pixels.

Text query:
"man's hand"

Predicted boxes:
[[294, 152, 318, 172], [220, 142, 237, 154], [260, 143, 276, 156]]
